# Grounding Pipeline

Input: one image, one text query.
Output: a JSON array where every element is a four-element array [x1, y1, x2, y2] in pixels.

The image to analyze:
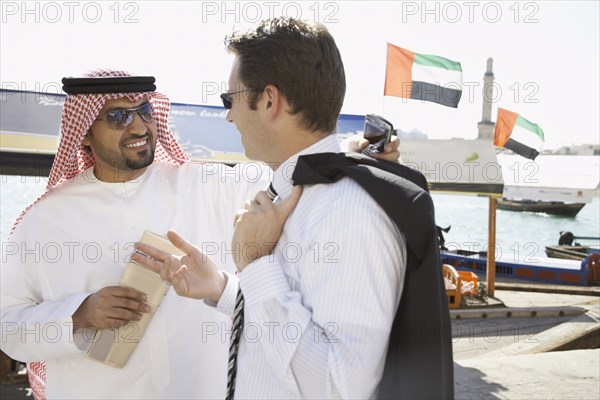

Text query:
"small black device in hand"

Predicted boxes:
[[361, 114, 394, 156]]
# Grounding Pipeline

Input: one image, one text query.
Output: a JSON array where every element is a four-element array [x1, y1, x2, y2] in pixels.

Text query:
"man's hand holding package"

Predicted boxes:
[[72, 286, 150, 330], [133, 231, 226, 302]]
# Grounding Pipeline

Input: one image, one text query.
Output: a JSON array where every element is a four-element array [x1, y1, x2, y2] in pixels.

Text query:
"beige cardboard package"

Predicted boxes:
[[87, 231, 185, 368]]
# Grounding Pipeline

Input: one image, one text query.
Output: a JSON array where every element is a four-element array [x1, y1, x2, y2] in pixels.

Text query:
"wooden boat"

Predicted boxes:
[[440, 249, 590, 286], [442, 231, 600, 286], [497, 199, 586, 217], [545, 232, 600, 260], [545, 245, 591, 260]]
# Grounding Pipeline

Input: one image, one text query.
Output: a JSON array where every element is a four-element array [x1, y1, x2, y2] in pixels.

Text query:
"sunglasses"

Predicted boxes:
[[95, 102, 153, 130], [220, 89, 257, 109]]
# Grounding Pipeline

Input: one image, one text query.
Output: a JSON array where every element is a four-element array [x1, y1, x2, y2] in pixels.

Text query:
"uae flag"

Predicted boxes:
[[494, 108, 545, 160], [384, 43, 463, 108]]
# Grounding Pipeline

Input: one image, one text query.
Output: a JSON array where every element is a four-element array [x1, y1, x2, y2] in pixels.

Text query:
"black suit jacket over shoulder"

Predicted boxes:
[[293, 153, 454, 400]]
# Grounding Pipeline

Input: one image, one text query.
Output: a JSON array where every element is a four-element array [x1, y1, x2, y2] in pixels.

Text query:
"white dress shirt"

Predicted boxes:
[[217, 134, 407, 399]]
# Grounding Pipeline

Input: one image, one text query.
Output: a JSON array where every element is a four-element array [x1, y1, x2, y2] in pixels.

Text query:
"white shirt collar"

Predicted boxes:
[[272, 134, 340, 200], [80, 163, 154, 186]]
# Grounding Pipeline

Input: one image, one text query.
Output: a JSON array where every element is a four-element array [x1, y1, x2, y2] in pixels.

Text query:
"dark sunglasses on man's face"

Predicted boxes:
[[95, 102, 153, 130], [220, 89, 256, 109]]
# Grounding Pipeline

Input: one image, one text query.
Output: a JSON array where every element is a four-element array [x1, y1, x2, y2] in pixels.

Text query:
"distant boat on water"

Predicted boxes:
[[497, 154, 598, 218], [497, 198, 586, 217]]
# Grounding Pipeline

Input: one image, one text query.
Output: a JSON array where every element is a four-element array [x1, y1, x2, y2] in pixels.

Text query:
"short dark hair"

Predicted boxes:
[[225, 18, 346, 133]]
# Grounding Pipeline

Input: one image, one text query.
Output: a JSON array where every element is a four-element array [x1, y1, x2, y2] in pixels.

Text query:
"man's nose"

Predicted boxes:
[[226, 109, 233, 123]]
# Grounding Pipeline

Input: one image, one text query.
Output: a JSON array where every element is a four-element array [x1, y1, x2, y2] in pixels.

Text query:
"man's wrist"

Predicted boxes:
[[235, 242, 277, 272], [71, 293, 93, 331], [209, 271, 228, 302], [204, 271, 239, 314]]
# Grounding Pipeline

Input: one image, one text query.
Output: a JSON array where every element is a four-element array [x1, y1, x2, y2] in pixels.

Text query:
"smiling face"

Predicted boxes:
[[83, 97, 158, 182]]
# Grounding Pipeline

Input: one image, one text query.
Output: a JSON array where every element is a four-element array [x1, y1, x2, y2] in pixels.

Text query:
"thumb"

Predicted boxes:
[[276, 185, 303, 220], [348, 137, 369, 152], [167, 230, 197, 255]]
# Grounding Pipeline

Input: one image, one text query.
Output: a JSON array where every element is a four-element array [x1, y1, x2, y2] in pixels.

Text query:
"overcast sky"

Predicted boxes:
[[1, 1, 598, 149]]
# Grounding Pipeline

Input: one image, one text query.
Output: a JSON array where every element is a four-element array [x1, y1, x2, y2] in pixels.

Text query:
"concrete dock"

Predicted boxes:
[[2, 283, 599, 399]]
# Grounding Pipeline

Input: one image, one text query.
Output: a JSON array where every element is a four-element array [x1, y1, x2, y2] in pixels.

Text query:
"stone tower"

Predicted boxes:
[[477, 58, 495, 140]]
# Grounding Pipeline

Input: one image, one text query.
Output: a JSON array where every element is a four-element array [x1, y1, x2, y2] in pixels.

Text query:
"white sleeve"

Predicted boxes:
[[204, 162, 270, 241], [215, 162, 270, 209], [1, 213, 91, 362], [203, 271, 239, 317]]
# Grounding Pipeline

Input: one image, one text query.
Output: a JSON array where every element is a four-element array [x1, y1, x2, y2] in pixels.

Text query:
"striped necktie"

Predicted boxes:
[[225, 183, 278, 400]]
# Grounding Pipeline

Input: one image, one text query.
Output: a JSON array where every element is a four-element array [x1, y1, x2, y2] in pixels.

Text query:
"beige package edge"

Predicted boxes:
[[87, 231, 185, 368]]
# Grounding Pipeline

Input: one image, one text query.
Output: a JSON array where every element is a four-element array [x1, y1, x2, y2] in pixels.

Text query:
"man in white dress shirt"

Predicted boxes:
[[134, 18, 407, 399]]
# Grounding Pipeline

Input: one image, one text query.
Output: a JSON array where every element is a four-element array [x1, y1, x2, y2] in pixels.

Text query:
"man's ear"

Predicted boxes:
[[82, 131, 91, 147], [263, 84, 281, 120]]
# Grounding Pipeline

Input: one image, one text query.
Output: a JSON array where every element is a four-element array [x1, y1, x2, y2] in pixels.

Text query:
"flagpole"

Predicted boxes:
[[487, 197, 497, 297]]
